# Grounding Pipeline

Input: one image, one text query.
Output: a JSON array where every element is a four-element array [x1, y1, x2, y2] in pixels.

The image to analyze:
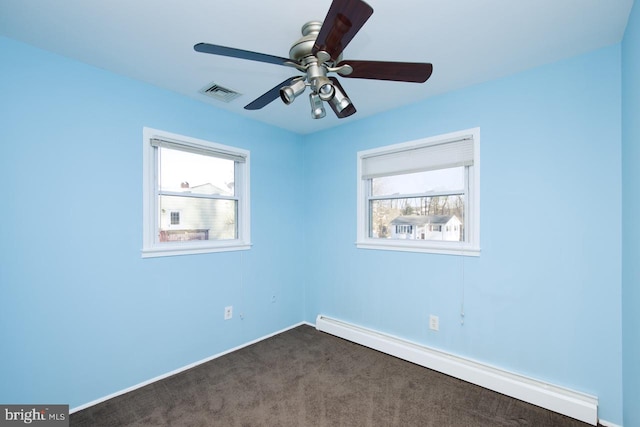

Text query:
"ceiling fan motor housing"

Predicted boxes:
[[289, 22, 324, 62], [286, 22, 342, 103]]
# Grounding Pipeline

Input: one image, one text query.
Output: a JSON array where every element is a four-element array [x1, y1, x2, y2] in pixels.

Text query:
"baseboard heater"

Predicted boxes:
[[315, 315, 598, 426]]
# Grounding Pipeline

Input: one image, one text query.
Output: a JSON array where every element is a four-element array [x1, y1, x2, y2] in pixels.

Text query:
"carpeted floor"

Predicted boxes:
[[71, 325, 599, 426]]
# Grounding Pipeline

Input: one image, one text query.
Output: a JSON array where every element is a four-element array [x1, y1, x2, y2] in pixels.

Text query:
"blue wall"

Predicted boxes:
[[0, 36, 305, 408], [622, 1, 640, 426], [303, 45, 623, 423], [0, 32, 632, 425]]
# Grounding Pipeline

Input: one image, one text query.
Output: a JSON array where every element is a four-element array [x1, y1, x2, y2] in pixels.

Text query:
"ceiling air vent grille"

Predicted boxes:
[[199, 83, 242, 103]]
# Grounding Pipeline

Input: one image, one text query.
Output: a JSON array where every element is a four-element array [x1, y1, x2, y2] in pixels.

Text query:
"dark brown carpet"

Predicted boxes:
[[71, 325, 598, 426]]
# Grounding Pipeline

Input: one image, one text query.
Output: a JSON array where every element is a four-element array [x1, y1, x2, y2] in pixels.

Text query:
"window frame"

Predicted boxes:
[[356, 128, 480, 256], [142, 127, 251, 258]]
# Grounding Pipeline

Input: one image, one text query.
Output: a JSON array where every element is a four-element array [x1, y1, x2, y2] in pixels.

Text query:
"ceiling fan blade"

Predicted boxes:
[[194, 43, 291, 66], [338, 60, 433, 83], [244, 76, 304, 110], [328, 77, 356, 118], [312, 0, 374, 61]]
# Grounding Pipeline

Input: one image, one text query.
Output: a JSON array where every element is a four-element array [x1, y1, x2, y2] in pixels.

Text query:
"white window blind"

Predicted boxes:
[[150, 138, 246, 163], [361, 137, 474, 179]]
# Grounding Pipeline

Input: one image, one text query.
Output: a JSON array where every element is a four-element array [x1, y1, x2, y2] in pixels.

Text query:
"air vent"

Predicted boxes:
[[199, 83, 242, 103]]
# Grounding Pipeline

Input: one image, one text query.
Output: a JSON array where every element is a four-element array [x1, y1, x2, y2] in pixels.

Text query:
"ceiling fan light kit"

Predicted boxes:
[[310, 93, 327, 119], [279, 78, 306, 105], [194, 0, 433, 120]]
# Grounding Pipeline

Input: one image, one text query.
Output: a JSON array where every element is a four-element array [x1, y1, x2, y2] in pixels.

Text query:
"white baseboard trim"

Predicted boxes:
[[315, 315, 599, 426], [70, 321, 309, 414], [599, 420, 622, 427]]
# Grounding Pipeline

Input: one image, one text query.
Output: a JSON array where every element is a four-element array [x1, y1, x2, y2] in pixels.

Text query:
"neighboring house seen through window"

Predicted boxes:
[[356, 128, 480, 256], [142, 128, 251, 257]]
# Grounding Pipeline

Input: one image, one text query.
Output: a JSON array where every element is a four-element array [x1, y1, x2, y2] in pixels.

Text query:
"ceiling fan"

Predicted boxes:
[[194, 0, 433, 119]]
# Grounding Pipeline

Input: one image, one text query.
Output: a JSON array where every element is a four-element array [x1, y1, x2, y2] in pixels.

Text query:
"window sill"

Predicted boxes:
[[142, 241, 252, 258], [356, 240, 480, 256]]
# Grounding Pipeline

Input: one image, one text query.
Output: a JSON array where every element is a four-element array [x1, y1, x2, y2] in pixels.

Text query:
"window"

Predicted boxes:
[[357, 128, 480, 256], [396, 225, 413, 234], [142, 128, 250, 257], [170, 211, 181, 225]]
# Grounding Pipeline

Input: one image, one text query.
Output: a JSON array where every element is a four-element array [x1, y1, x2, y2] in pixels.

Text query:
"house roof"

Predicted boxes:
[[190, 183, 232, 196], [390, 215, 459, 226]]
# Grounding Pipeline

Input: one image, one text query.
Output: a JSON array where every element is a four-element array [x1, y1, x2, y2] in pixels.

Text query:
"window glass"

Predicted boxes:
[[369, 193, 464, 241], [372, 167, 464, 196], [159, 148, 235, 196], [159, 196, 237, 241]]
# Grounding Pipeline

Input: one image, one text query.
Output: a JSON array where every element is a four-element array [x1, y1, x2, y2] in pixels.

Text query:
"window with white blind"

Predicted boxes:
[[142, 128, 251, 257], [356, 128, 480, 256]]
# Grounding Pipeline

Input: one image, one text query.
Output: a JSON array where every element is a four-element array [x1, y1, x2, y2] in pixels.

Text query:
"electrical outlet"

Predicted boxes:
[[224, 306, 233, 320], [429, 314, 439, 331]]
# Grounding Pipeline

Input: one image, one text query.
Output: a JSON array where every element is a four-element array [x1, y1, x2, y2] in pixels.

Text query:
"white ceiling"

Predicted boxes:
[[0, 0, 634, 134]]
